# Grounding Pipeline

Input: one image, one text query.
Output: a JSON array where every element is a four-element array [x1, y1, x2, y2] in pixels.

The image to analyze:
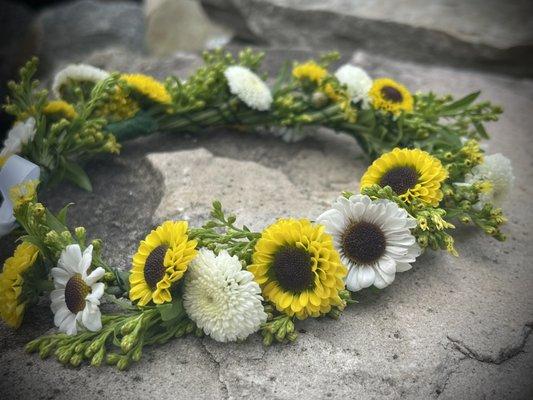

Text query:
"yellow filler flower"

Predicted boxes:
[[129, 221, 197, 306], [121, 73, 172, 105], [369, 78, 413, 114], [361, 148, 448, 206], [0, 242, 39, 328], [292, 61, 328, 84], [248, 219, 346, 319]]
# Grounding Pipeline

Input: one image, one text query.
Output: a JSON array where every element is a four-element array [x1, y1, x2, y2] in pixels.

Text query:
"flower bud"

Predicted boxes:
[[262, 332, 273, 346], [91, 348, 105, 367], [74, 227, 86, 242], [117, 357, 130, 371], [286, 331, 298, 342], [69, 354, 83, 367], [106, 353, 121, 365], [120, 334, 137, 353], [312, 92, 328, 108]]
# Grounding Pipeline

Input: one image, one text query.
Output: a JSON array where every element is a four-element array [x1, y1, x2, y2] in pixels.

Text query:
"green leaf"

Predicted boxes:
[[57, 203, 74, 225], [473, 121, 489, 139], [63, 161, 93, 192], [440, 91, 480, 115], [156, 300, 184, 322], [45, 209, 68, 233]]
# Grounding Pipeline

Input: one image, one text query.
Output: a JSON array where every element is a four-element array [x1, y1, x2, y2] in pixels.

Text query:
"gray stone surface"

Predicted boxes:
[[33, 0, 145, 71], [1, 48, 533, 399], [202, 0, 533, 76]]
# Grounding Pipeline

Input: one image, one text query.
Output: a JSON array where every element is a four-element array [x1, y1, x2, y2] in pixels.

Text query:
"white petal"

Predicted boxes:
[[345, 266, 362, 291], [85, 267, 104, 286], [82, 304, 102, 332], [86, 282, 105, 304], [59, 313, 78, 335], [357, 265, 376, 289], [53, 306, 71, 328], [58, 244, 82, 274], [80, 245, 93, 274], [51, 267, 70, 287], [396, 262, 412, 273], [377, 255, 396, 275]]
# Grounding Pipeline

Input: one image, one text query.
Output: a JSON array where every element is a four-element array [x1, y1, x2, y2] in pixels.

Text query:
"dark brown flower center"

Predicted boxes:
[[381, 86, 403, 103], [144, 245, 168, 289], [342, 221, 386, 264], [380, 166, 419, 195], [64, 274, 90, 314], [272, 246, 313, 293]]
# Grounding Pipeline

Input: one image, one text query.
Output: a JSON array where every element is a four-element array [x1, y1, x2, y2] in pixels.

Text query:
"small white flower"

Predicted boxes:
[[465, 153, 515, 209], [51, 244, 105, 335], [224, 66, 273, 111], [0, 118, 36, 158], [52, 64, 110, 98], [317, 194, 421, 292], [335, 64, 372, 107], [183, 249, 267, 342]]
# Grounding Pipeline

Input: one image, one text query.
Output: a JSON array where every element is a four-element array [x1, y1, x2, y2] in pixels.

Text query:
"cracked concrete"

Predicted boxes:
[[0, 48, 532, 399]]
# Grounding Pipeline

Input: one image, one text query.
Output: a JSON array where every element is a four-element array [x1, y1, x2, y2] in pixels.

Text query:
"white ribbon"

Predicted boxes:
[[0, 155, 40, 237]]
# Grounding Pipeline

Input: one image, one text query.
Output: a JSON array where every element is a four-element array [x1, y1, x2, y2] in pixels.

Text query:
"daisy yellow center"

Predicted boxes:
[[144, 245, 168, 289], [65, 274, 90, 313], [381, 86, 403, 103], [380, 166, 419, 195], [342, 221, 386, 264], [272, 246, 313, 293]]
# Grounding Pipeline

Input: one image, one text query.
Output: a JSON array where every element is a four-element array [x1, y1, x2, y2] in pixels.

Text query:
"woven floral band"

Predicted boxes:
[[0, 50, 513, 370]]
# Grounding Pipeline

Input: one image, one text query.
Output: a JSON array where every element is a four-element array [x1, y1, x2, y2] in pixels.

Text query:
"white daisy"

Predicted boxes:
[[335, 64, 373, 107], [52, 64, 110, 98], [0, 117, 36, 158], [464, 153, 514, 209], [183, 249, 267, 342], [317, 194, 421, 292], [224, 66, 273, 111], [50, 244, 105, 335]]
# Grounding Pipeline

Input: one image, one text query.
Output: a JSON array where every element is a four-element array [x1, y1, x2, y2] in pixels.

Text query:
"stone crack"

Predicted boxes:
[[199, 339, 230, 400], [447, 322, 533, 365]]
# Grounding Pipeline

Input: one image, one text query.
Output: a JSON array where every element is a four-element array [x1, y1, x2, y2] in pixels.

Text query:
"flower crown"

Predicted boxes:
[[0, 49, 512, 370]]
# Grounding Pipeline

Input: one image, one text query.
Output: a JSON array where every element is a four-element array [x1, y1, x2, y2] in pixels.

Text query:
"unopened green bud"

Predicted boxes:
[[91, 239, 102, 253], [106, 353, 121, 365], [74, 343, 86, 354], [74, 227, 86, 242], [285, 320, 295, 334], [485, 227, 496, 236], [70, 354, 83, 367], [329, 307, 342, 320], [459, 215, 471, 224], [262, 331, 273, 346], [117, 357, 130, 371], [58, 349, 73, 364], [286, 331, 298, 342], [131, 346, 143, 362], [120, 334, 136, 353], [275, 325, 287, 342], [185, 321, 195, 334], [312, 91, 328, 108], [25, 340, 41, 353], [39, 343, 54, 359], [91, 347, 105, 367], [194, 327, 204, 337], [120, 319, 138, 335], [60, 230, 72, 242]]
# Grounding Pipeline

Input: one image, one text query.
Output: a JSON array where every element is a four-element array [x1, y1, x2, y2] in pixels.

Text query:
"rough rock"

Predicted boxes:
[[1, 48, 533, 399], [33, 0, 146, 71], [202, 0, 533, 76], [145, 0, 232, 55]]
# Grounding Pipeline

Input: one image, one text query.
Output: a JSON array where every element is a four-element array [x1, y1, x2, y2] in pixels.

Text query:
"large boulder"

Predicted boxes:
[[33, 0, 146, 70], [202, 0, 533, 76]]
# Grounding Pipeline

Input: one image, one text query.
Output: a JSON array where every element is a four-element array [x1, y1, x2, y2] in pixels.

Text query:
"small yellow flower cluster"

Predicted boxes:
[[9, 180, 39, 210], [460, 139, 484, 165], [121, 74, 172, 105], [94, 89, 140, 122], [0, 242, 39, 328]]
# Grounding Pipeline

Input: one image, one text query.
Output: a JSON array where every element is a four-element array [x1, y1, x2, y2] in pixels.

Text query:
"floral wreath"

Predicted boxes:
[[0, 49, 514, 370]]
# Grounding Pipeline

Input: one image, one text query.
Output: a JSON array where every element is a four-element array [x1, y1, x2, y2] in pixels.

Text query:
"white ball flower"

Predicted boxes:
[[52, 64, 110, 98], [317, 194, 421, 292], [465, 153, 515, 209], [334, 64, 372, 107], [224, 66, 273, 111], [0, 117, 36, 158], [183, 249, 267, 342], [50, 244, 105, 335]]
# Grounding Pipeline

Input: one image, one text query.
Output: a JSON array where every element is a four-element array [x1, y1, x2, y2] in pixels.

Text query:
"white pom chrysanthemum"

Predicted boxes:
[[52, 64, 110, 98], [465, 153, 515, 208], [224, 66, 273, 111], [183, 249, 267, 342], [50, 244, 105, 335], [335, 64, 373, 107], [0, 117, 36, 158], [317, 194, 421, 292]]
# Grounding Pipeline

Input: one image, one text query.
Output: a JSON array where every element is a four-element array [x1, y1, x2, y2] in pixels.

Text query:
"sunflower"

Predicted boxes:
[[292, 61, 328, 84], [361, 148, 448, 206], [129, 221, 197, 306], [0, 242, 39, 328], [121, 73, 172, 105], [369, 78, 413, 115], [248, 219, 347, 319], [43, 100, 77, 120]]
